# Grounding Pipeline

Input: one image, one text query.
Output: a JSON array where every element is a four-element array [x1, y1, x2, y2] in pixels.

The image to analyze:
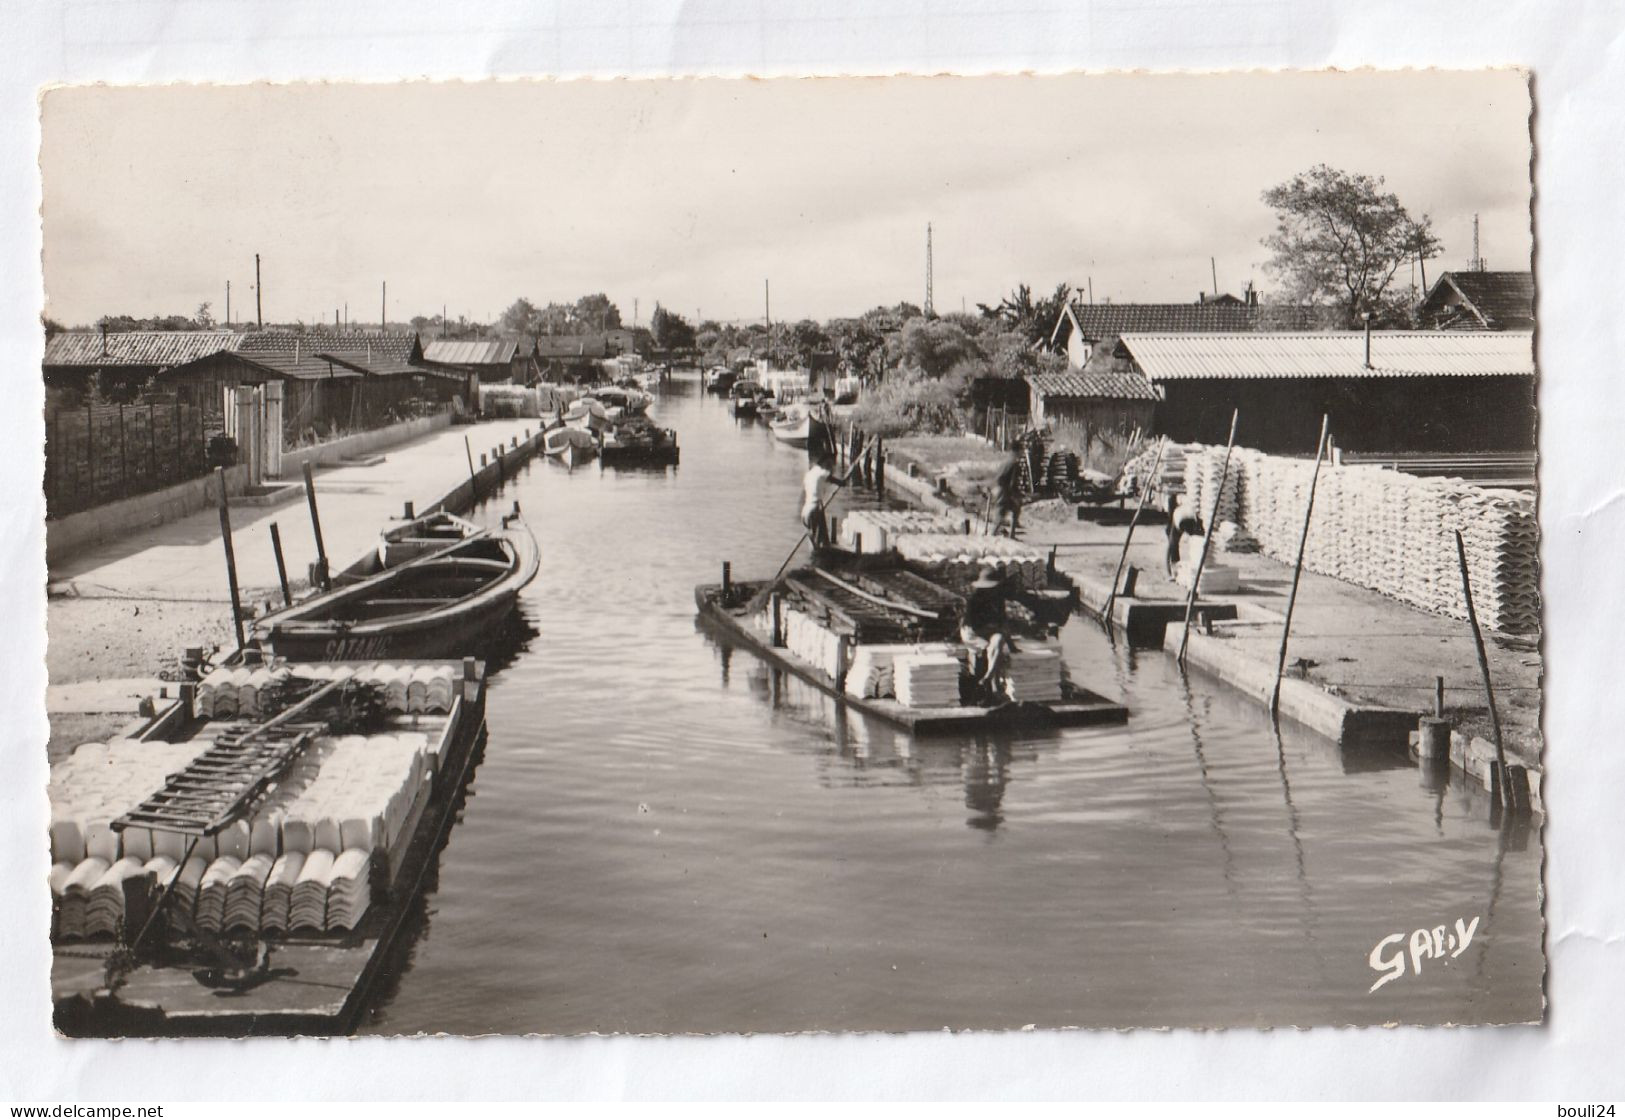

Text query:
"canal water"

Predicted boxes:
[[361, 375, 1544, 1034]]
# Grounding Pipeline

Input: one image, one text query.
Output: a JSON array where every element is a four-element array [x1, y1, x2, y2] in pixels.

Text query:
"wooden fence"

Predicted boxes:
[[46, 400, 210, 519]]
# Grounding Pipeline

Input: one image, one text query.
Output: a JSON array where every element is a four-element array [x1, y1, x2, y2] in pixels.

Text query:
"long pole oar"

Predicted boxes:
[[1176, 409, 1239, 667], [1269, 415, 1330, 720], [1102, 436, 1167, 637], [763, 434, 879, 591]]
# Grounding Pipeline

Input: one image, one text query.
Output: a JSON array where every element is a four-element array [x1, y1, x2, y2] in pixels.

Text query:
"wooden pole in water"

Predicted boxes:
[[1270, 415, 1330, 720], [1176, 409, 1239, 667], [268, 521, 292, 606], [301, 461, 330, 590], [1103, 436, 1167, 636], [1455, 528, 1510, 801], [216, 467, 245, 650], [464, 435, 480, 504]]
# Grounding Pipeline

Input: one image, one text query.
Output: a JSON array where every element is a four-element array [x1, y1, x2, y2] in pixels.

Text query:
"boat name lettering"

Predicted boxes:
[[324, 636, 392, 660]]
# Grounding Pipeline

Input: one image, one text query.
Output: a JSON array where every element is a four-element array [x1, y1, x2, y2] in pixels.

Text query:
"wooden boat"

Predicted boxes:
[[706, 368, 739, 395], [544, 423, 599, 469], [51, 657, 490, 1036], [351, 510, 484, 579], [600, 418, 680, 468], [770, 408, 812, 447], [252, 522, 540, 661], [694, 567, 1127, 734], [731, 380, 763, 418]]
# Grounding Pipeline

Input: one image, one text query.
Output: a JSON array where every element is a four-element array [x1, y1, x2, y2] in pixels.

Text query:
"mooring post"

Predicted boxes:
[[1177, 410, 1239, 666], [1270, 415, 1330, 719], [722, 561, 732, 603], [464, 435, 480, 505], [300, 461, 330, 590], [770, 592, 783, 646], [1455, 528, 1513, 812], [268, 521, 292, 607], [1104, 436, 1167, 636], [1435, 676, 1445, 718], [216, 467, 245, 650]]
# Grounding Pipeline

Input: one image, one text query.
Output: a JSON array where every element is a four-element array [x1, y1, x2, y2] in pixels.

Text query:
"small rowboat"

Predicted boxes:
[[544, 424, 599, 469], [770, 410, 811, 447], [254, 521, 540, 661]]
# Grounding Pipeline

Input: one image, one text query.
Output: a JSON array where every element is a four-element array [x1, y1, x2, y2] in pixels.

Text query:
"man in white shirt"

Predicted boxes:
[[801, 451, 835, 549]]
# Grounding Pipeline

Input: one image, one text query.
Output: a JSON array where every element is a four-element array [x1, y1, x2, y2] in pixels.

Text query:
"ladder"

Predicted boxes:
[[113, 677, 342, 838]]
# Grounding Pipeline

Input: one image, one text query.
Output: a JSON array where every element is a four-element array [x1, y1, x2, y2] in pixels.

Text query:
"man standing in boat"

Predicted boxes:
[[801, 448, 836, 550]]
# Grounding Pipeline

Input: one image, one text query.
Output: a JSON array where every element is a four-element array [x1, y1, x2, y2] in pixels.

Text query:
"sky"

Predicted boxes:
[[39, 71, 1533, 328]]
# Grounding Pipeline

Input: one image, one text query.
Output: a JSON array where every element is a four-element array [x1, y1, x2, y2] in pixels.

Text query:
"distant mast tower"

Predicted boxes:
[[924, 222, 935, 317], [1469, 213, 1485, 272]]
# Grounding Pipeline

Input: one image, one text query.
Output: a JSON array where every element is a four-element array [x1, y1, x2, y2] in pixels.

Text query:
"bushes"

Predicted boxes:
[[852, 369, 965, 437]]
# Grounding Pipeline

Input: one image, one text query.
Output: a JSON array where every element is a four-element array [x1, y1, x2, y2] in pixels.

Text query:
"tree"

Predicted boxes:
[[572, 293, 622, 333], [978, 282, 1071, 347], [410, 314, 432, 333], [195, 302, 215, 329], [890, 316, 982, 378], [650, 303, 697, 351], [827, 317, 887, 379], [1261, 164, 1442, 327], [499, 298, 542, 337]]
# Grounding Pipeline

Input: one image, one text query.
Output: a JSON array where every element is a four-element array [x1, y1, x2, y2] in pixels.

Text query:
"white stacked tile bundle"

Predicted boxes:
[[323, 849, 374, 931], [893, 653, 963, 708], [83, 857, 149, 938], [838, 509, 962, 553], [1181, 443, 1540, 634], [49, 739, 216, 867], [196, 662, 460, 720], [1005, 646, 1065, 702], [1184, 445, 1257, 553], [193, 856, 240, 933], [260, 851, 305, 933], [844, 642, 964, 699], [54, 857, 108, 939], [892, 533, 1049, 591], [782, 607, 846, 681], [291, 849, 336, 931], [224, 854, 276, 931]]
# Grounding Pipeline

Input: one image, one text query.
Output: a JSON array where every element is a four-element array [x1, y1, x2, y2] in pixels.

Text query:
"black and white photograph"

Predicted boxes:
[[32, 69, 1545, 1039]]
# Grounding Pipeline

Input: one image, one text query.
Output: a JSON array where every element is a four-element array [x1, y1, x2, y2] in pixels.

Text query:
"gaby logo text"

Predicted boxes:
[[1368, 916, 1480, 993]]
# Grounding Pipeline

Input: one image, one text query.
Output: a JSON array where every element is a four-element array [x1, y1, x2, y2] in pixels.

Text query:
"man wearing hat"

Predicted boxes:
[[960, 566, 1014, 705]]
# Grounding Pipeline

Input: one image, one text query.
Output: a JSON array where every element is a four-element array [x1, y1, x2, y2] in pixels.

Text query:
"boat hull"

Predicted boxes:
[[52, 664, 489, 1037], [694, 583, 1127, 733], [255, 527, 541, 661]]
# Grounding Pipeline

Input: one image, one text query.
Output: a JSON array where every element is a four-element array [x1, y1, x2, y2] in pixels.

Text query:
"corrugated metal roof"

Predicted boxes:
[[44, 330, 242, 367], [423, 338, 518, 365], [1119, 331, 1535, 380], [1028, 369, 1159, 401]]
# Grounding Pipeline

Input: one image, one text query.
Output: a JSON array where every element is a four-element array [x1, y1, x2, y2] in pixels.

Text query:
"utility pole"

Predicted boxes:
[[381, 281, 387, 331], [442, 303, 448, 337], [225, 280, 231, 327], [634, 298, 639, 328], [1088, 276, 1095, 305], [1210, 256, 1219, 299], [924, 222, 935, 317], [764, 279, 771, 327], [255, 253, 263, 327]]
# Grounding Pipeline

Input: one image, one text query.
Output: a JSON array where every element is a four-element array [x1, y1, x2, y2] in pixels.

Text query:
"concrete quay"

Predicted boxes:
[[48, 418, 542, 602], [862, 461, 1543, 807], [45, 418, 544, 758]]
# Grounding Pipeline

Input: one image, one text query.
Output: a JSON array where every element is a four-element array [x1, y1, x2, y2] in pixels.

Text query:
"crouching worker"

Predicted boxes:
[[1164, 493, 1205, 580], [960, 566, 1015, 705]]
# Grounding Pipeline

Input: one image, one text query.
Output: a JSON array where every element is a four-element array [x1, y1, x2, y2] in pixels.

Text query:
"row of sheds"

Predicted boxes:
[[1028, 271, 1537, 455]]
